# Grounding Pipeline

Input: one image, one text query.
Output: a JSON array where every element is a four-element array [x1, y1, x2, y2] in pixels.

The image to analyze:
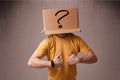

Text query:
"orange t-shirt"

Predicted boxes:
[[35, 33, 91, 80]]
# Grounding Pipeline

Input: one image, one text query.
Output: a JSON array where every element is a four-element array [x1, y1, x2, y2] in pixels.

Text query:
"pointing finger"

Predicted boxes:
[[54, 52, 62, 61], [56, 52, 62, 58]]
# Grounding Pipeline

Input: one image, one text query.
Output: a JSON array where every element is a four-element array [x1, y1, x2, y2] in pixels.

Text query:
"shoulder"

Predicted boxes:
[[44, 34, 55, 45], [47, 34, 54, 39], [39, 35, 53, 45], [46, 34, 55, 41], [69, 33, 82, 40]]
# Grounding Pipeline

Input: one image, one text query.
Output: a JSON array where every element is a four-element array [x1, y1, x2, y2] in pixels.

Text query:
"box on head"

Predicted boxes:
[[42, 8, 80, 34]]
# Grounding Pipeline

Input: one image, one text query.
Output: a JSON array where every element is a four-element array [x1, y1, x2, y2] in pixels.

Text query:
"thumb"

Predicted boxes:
[[70, 51, 75, 57], [71, 51, 75, 55], [71, 51, 74, 54]]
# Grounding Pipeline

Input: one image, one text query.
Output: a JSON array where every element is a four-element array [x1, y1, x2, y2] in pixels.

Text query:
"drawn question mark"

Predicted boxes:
[[55, 10, 69, 29]]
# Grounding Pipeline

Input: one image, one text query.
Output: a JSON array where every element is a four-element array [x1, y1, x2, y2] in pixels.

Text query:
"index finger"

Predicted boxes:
[[54, 52, 62, 60]]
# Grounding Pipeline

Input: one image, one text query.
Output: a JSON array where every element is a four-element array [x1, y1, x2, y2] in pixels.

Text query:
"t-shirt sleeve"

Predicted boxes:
[[77, 36, 91, 54], [34, 38, 49, 58]]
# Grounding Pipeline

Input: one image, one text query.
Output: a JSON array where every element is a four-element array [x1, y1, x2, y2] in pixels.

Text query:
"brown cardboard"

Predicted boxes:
[[42, 8, 80, 34]]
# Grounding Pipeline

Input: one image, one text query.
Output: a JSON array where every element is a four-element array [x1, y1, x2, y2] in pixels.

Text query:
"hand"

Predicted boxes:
[[53, 52, 63, 67], [67, 51, 79, 65]]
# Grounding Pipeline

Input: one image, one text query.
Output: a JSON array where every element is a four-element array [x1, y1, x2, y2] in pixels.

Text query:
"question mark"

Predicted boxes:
[[55, 10, 69, 29]]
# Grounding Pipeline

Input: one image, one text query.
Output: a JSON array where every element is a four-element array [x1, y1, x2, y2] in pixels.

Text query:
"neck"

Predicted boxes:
[[55, 33, 69, 38]]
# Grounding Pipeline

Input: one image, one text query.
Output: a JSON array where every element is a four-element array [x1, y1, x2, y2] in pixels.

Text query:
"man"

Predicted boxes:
[[28, 8, 97, 80], [27, 33, 97, 80]]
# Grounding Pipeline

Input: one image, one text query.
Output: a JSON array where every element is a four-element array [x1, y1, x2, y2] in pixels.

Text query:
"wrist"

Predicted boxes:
[[51, 60, 55, 68], [79, 57, 86, 63]]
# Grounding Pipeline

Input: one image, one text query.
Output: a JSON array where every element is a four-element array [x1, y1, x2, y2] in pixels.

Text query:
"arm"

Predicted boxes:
[[27, 52, 63, 68], [67, 50, 97, 65], [78, 50, 97, 64], [27, 52, 51, 68]]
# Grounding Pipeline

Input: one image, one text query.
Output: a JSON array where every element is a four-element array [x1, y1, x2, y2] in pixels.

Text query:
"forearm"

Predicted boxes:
[[28, 58, 51, 68], [78, 51, 97, 64], [78, 55, 97, 64]]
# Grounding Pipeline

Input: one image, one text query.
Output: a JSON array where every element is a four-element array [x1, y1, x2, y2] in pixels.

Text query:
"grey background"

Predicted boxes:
[[0, 0, 120, 80]]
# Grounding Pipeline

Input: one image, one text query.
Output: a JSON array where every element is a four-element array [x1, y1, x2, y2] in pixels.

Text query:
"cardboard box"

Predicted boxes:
[[42, 8, 80, 34]]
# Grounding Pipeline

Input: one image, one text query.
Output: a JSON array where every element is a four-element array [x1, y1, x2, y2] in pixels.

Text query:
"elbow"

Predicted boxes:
[[27, 58, 42, 68], [94, 58, 97, 63], [27, 59, 34, 68], [92, 56, 98, 63], [27, 61, 32, 68], [87, 55, 98, 64]]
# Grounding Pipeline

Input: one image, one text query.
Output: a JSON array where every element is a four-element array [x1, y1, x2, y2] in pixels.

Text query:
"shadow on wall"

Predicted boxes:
[[109, 1, 120, 18], [92, 1, 120, 33], [0, 1, 14, 33], [95, 1, 120, 18], [0, 1, 23, 38], [0, 1, 16, 18]]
